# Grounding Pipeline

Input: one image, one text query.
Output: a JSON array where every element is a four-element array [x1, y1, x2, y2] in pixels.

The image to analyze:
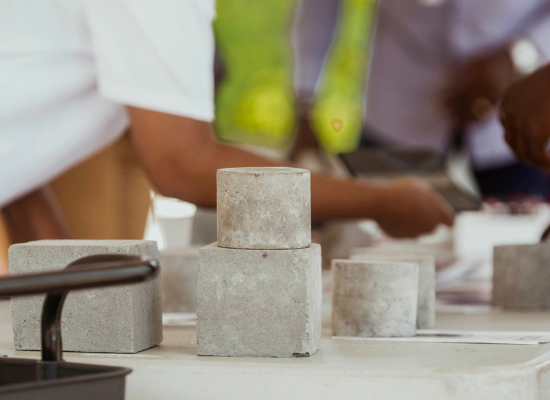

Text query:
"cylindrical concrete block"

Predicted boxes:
[[217, 167, 311, 250], [160, 247, 199, 313], [332, 260, 418, 337], [350, 253, 435, 329], [493, 244, 550, 309]]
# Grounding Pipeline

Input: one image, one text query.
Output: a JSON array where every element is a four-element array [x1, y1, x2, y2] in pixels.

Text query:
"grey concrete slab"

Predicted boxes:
[[9, 240, 162, 353], [197, 243, 321, 357]]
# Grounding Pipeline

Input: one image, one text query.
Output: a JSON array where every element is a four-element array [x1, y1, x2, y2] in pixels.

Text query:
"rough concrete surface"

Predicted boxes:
[[332, 259, 418, 337], [350, 253, 435, 329], [161, 247, 199, 313], [217, 167, 311, 250], [9, 240, 162, 353], [197, 243, 321, 357], [493, 243, 550, 309], [192, 207, 218, 245]]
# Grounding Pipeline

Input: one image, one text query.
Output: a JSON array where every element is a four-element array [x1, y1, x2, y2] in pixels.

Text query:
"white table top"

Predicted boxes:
[[1, 301, 550, 400]]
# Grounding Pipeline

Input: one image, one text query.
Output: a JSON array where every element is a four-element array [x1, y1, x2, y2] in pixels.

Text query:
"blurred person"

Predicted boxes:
[[499, 63, 550, 241], [0, 0, 453, 240], [214, 0, 376, 155], [214, 0, 297, 150], [294, 0, 550, 198], [364, 0, 550, 199], [292, 0, 377, 157]]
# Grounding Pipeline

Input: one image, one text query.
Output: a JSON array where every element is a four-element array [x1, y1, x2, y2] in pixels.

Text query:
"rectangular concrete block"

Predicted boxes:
[[350, 253, 435, 329], [9, 240, 162, 353], [217, 167, 311, 250], [197, 243, 321, 357], [493, 244, 550, 309], [161, 247, 199, 313]]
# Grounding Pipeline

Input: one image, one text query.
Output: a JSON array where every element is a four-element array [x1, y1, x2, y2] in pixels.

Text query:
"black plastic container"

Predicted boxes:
[[0, 254, 159, 400], [0, 358, 130, 400]]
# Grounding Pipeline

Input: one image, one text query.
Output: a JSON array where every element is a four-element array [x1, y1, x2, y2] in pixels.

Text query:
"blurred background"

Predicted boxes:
[[3, 0, 550, 311]]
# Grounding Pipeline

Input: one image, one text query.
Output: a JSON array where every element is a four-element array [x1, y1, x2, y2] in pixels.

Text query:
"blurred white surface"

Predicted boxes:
[[144, 194, 196, 250], [454, 205, 550, 261]]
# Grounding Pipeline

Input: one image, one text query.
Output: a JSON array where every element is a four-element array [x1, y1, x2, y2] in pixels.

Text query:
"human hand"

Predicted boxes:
[[500, 64, 550, 172], [443, 47, 518, 127], [373, 178, 455, 238]]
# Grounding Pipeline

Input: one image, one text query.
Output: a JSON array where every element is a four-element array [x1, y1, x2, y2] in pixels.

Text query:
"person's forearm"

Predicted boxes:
[[209, 143, 385, 221], [128, 106, 383, 221], [129, 107, 453, 236], [177, 139, 383, 221]]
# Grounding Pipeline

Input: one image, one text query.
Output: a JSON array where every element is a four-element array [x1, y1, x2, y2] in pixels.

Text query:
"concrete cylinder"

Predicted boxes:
[[332, 260, 418, 337], [350, 253, 435, 329], [217, 167, 311, 250]]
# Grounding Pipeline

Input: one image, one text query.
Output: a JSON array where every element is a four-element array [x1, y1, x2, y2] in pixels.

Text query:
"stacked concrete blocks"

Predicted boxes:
[[197, 167, 321, 357], [9, 240, 162, 353], [332, 260, 419, 337]]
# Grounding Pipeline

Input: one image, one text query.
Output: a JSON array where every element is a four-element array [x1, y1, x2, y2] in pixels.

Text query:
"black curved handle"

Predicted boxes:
[[0, 254, 159, 362]]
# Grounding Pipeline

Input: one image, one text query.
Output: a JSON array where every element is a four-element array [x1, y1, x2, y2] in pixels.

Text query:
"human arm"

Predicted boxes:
[[500, 64, 550, 171], [443, 3, 550, 127], [128, 107, 454, 237], [442, 47, 518, 126], [85, 0, 453, 237]]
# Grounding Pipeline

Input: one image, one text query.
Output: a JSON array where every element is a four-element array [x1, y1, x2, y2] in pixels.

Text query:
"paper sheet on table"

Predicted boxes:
[[333, 330, 550, 345]]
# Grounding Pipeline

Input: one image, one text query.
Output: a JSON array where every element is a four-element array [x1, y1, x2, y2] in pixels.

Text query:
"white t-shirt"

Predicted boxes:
[[0, 0, 215, 207]]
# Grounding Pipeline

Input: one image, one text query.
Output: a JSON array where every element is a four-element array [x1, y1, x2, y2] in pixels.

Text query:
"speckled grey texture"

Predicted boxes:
[[350, 253, 435, 329], [197, 243, 321, 357], [9, 240, 162, 353], [161, 246, 199, 313], [332, 260, 418, 337], [493, 243, 550, 309], [217, 167, 311, 250]]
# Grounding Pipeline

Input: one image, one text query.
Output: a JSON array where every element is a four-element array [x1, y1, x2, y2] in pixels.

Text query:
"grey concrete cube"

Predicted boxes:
[[217, 167, 311, 250], [350, 253, 435, 329], [9, 240, 162, 353], [493, 244, 550, 309], [161, 247, 199, 313], [332, 259, 418, 337], [197, 243, 321, 357]]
